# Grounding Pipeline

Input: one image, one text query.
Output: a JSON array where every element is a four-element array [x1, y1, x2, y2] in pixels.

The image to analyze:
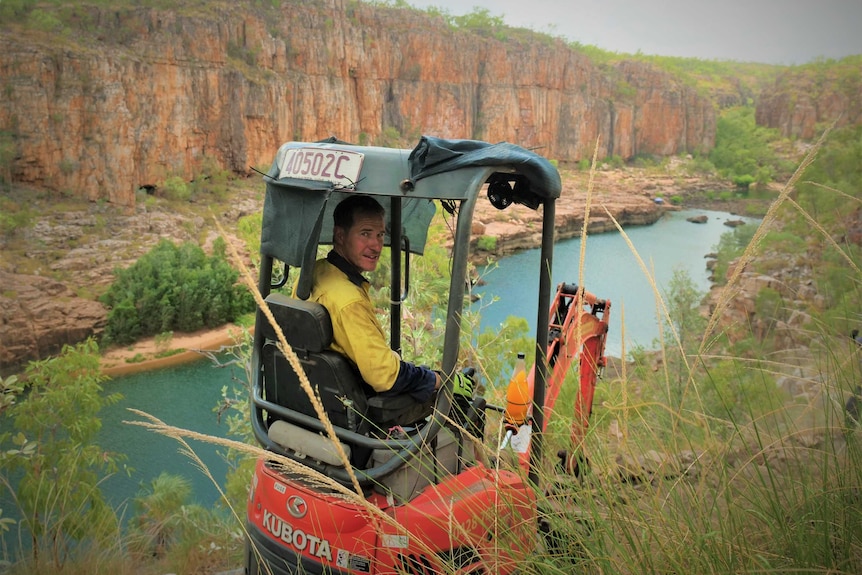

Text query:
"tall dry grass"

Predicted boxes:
[[515, 131, 862, 573]]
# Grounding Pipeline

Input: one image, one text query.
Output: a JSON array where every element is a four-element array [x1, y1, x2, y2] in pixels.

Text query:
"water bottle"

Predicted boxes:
[[504, 352, 529, 426]]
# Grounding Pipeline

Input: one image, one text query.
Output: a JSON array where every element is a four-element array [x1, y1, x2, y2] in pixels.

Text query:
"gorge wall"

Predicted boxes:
[[0, 0, 719, 207], [756, 59, 862, 140]]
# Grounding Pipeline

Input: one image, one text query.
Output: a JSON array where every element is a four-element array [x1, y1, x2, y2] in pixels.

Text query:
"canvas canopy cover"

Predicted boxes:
[[260, 135, 562, 268]]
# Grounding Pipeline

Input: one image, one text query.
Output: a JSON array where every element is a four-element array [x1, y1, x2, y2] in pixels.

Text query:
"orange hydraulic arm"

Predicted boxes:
[[501, 283, 610, 475], [537, 283, 610, 473]]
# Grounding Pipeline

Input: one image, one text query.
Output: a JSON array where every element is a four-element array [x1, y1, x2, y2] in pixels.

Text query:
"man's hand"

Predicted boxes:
[[452, 369, 475, 398]]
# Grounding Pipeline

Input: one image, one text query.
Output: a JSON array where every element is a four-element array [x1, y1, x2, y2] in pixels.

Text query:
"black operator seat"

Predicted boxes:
[[259, 293, 431, 440]]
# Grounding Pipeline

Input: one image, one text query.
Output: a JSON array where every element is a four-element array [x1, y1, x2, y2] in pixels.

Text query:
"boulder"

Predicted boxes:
[[0, 271, 107, 373]]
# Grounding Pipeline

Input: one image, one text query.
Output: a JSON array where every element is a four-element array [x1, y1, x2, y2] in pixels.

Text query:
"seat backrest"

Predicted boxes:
[[261, 293, 370, 435], [261, 293, 332, 353]]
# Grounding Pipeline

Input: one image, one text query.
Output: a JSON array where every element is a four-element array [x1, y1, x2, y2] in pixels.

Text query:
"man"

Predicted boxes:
[[307, 194, 471, 404]]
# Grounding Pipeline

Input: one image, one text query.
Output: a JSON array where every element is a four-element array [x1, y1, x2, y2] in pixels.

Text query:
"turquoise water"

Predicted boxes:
[[0, 358, 240, 555], [97, 358, 242, 511], [472, 208, 760, 358]]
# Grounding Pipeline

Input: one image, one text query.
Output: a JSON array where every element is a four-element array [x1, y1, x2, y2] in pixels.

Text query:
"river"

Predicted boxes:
[[472, 208, 759, 358], [97, 359, 241, 515], [17, 208, 760, 523]]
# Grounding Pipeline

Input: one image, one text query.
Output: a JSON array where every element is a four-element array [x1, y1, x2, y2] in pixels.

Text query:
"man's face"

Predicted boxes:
[[334, 212, 385, 272]]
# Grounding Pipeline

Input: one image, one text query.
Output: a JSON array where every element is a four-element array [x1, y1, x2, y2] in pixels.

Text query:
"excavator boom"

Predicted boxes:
[[507, 283, 610, 474]]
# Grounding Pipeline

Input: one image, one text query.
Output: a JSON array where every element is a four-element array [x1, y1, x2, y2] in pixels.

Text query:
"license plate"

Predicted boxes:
[[277, 147, 364, 187]]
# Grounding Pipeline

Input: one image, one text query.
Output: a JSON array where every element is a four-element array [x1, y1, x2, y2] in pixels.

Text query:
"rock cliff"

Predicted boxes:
[[756, 58, 862, 139], [0, 1, 715, 206], [0, 270, 107, 370]]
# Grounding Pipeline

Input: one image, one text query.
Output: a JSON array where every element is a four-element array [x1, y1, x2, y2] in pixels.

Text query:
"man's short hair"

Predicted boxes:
[[333, 195, 385, 230]]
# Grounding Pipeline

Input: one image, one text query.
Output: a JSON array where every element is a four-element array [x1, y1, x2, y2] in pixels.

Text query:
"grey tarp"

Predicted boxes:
[[261, 184, 435, 264], [260, 178, 333, 268], [260, 135, 557, 268]]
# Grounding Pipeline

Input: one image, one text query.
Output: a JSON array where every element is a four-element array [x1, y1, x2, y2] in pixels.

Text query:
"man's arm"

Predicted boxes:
[[388, 362, 439, 403]]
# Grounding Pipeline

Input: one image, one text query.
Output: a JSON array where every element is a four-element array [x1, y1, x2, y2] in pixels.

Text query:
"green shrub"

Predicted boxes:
[[711, 223, 757, 285], [0, 0, 37, 22], [154, 347, 185, 359], [103, 300, 142, 344], [796, 124, 862, 229], [190, 156, 232, 201], [26, 8, 63, 32], [0, 340, 123, 566], [0, 198, 34, 238], [159, 176, 191, 202], [100, 238, 254, 345], [127, 471, 238, 568], [450, 7, 506, 39], [477, 235, 497, 251], [710, 106, 781, 185], [755, 287, 785, 324], [762, 229, 805, 253], [683, 155, 716, 175], [605, 155, 625, 169], [732, 173, 755, 190], [632, 154, 663, 169]]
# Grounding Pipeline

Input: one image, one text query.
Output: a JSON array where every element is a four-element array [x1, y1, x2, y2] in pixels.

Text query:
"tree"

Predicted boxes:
[[656, 268, 706, 409], [796, 124, 862, 227], [0, 340, 124, 568], [709, 106, 781, 187]]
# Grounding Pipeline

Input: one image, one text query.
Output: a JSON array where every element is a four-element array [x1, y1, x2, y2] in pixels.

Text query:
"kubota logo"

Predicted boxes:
[[287, 495, 307, 518], [263, 509, 332, 561]]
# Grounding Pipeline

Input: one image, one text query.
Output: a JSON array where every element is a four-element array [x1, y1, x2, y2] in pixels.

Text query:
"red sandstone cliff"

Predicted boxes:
[[0, 1, 716, 207], [756, 58, 862, 139]]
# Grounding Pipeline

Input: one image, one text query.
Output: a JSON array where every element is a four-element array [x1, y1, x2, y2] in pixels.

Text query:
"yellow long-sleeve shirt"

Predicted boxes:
[[307, 252, 437, 401]]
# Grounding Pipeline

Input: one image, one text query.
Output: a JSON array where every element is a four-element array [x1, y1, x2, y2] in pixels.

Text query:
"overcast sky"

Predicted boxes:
[[405, 0, 862, 65]]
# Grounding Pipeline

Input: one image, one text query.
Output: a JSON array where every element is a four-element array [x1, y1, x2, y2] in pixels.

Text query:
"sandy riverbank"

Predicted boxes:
[[100, 324, 248, 377]]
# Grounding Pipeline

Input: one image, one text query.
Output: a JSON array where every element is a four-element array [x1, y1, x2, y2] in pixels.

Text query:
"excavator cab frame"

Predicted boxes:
[[245, 136, 609, 574]]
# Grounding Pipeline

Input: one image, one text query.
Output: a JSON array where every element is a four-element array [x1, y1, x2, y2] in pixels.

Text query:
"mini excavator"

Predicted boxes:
[[245, 136, 610, 574]]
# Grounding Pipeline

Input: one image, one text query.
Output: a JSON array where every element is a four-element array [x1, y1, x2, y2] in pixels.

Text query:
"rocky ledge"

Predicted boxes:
[[467, 168, 732, 262], [0, 270, 107, 372]]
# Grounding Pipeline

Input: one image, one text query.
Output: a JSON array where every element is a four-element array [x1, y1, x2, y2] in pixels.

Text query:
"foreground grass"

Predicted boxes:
[[525, 362, 862, 573]]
